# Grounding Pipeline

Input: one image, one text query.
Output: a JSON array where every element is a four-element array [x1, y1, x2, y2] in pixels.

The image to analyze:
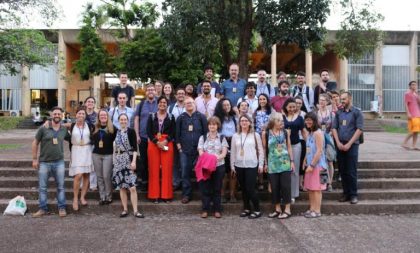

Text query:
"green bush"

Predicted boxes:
[[0, 117, 25, 131]]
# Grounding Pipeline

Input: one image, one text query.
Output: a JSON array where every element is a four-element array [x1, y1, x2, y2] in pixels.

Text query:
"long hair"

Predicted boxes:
[[237, 114, 254, 133], [94, 109, 114, 134], [304, 112, 320, 132], [282, 97, 296, 116], [163, 82, 176, 103], [254, 93, 272, 116], [214, 98, 236, 125]]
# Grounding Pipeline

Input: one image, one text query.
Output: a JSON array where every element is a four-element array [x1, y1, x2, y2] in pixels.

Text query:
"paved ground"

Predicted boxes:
[[0, 213, 419, 253], [0, 129, 419, 162]]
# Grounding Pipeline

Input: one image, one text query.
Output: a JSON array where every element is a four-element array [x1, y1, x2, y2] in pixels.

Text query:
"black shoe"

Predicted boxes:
[[350, 196, 358, 204], [339, 195, 350, 202], [99, 200, 106, 205]]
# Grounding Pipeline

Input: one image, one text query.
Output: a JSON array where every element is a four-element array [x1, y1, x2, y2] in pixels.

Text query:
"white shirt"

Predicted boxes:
[[230, 132, 265, 169], [237, 95, 259, 115], [195, 95, 219, 118], [168, 102, 185, 120], [256, 82, 275, 98], [109, 106, 134, 129]]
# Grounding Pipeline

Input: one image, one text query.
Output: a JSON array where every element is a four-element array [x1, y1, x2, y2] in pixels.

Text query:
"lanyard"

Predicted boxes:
[[51, 126, 60, 138], [158, 118, 164, 133], [176, 104, 184, 116], [78, 124, 85, 141], [202, 97, 210, 114], [99, 129, 105, 141], [240, 133, 248, 150]]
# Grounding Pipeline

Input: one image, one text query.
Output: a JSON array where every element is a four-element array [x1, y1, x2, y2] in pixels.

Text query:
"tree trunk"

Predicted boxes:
[[237, 0, 253, 79]]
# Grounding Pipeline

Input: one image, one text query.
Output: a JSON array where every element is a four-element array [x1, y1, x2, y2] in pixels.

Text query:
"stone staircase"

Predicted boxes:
[[1, 160, 420, 215], [17, 118, 40, 129], [364, 119, 384, 132]]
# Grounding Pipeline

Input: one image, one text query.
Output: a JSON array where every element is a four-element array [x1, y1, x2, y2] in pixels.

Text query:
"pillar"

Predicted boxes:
[[21, 65, 31, 116], [93, 74, 101, 107], [57, 30, 67, 110], [305, 49, 313, 87], [374, 43, 383, 115], [409, 32, 418, 81], [339, 58, 349, 91], [271, 44, 277, 85]]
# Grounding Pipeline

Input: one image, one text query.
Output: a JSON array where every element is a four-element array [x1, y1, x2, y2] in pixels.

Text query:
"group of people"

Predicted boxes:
[[31, 64, 364, 220]]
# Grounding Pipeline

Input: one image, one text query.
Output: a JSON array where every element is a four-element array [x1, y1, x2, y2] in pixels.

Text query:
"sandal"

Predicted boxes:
[[248, 211, 262, 219], [278, 212, 292, 219], [134, 211, 145, 218], [119, 210, 129, 218], [239, 210, 251, 217], [304, 211, 321, 218], [302, 210, 312, 216], [268, 211, 281, 218]]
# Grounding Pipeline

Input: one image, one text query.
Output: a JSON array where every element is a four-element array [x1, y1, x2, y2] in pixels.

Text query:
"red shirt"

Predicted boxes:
[[405, 91, 420, 117], [271, 96, 290, 113]]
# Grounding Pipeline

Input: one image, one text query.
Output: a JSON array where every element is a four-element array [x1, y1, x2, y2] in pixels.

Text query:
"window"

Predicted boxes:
[[348, 52, 375, 111]]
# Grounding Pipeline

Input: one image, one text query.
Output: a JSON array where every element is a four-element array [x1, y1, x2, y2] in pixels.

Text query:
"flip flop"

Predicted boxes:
[[134, 211, 145, 218], [278, 212, 292, 219], [268, 211, 281, 218], [119, 210, 129, 218]]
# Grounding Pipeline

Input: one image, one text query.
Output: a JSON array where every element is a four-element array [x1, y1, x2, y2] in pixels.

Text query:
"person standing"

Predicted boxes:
[[401, 81, 420, 149], [163, 82, 177, 105], [262, 112, 294, 219], [109, 92, 135, 129], [292, 71, 314, 113], [168, 87, 186, 190], [254, 94, 272, 135], [134, 84, 158, 191], [112, 113, 144, 218], [155, 80, 164, 97], [32, 107, 70, 218], [221, 63, 247, 105], [111, 73, 135, 108], [303, 112, 327, 218], [69, 107, 95, 211], [275, 71, 287, 95], [271, 80, 291, 113], [231, 114, 264, 219], [197, 117, 228, 218], [314, 69, 337, 106], [195, 80, 219, 118], [332, 91, 364, 204], [197, 65, 222, 98], [147, 97, 176, 203], [176, 97, 208, 203], [255, 70, 275, 98], [185, 83, 197, 99], [91, 109, 116, 205], [84, 96, 98, 191], [237, 82, 259, 115]]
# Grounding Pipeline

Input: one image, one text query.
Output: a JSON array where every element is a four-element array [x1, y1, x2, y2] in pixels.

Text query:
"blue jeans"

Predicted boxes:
[[179, 152, 197, 199], [38, 160, 66, 211], [199, 165, 225, 212], [337, 143, 359, 197]]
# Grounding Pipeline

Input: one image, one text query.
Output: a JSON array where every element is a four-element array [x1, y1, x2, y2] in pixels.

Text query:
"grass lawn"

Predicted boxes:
[[0, 117, 25, 131], [0, 144, 22, 150], [383, 125, 408, 134]]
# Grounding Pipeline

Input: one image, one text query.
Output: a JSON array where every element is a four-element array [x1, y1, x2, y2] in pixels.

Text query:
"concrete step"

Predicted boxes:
[[1, 187, 419, 201], [3, 198, 420, 215]]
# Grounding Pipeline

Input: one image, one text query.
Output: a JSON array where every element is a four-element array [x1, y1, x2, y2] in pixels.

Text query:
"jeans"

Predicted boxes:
[[137, 137, 149, 185], [180, 152, 197, 199], [38, 160, 66, 211], [92, 153, 113, 201], [236, 166, 260, 212], [199, 165, 225, 212], [172, 148, 181, 188], [337, 143, 359, 197]]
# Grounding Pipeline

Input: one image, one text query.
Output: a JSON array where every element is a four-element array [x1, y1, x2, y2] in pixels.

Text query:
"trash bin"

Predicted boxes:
[[370, 101, 379, 112]]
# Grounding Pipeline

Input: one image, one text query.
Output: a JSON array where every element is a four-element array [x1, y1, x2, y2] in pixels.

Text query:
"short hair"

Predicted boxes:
[[239, 101, 249, 108], [157, 96, 169, 104], [51, 106, 63, 113], [229, 63, 239, 68], [84, 96, 96, 104], [409, 81, 417, 87], [329, 90, 340, 96], [117, 113, 129, 120], [266, 112, 283, 130], [304, 112, 320, 132], [282, 97, 296, 115], [341, 91, 352, 98], [319, 93, 330, 103], [154, 80, 164, 86], [245, 81, 256, 90], [320, 69, 329, 75], [277, 71, 286, 78], [175, 87, 185, 94], [117, 92, 127, 99], [146, 83, 155, 89], [278, 80, 290, 87], [296, 71, 306, 77], [75, 106, 87, 115], [119, 72, 128, 77], [202, 80, 212, 86], [204, 65, 214, 72], [207, 116, 221, 130], [257, 69, 266, 74]]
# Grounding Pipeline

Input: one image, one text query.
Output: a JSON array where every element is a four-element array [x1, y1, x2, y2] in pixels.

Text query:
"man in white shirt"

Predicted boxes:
[[109, 92, 134, 129], [292, 71, 314, 112], [168, 87, 186, 120], [195, 80, 219, 118], [237, 82, 259, 115], [255, 70, 275, 99]]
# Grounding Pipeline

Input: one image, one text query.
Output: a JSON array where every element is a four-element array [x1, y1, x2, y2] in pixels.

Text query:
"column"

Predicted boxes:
[[21, 65, 31, 116], [271, 44, 277, 85], [305, 49, 313, 87], [374, 44, 383, 115], [93, 75, 101, 106], [409, 32, 418, 81], [57, 30, 67, 110], [339, 58, 349, 91]]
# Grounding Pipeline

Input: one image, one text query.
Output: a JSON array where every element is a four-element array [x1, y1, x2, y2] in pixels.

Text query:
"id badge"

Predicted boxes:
[[342, 120, 347, 126], [53, 138, 58, 145], [98, 140, 104, 148], [232, 87, 237, 93], [277, 144, 282, 152], [188, 124, 193, 132], [80, 139, 84, 145], [321, 124, 326, 131]]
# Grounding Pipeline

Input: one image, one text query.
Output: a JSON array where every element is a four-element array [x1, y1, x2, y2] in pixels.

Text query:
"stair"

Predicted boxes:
[[1, 160, 420, 215], [17, 118, 40, 129], [363, 119, 384, 132]]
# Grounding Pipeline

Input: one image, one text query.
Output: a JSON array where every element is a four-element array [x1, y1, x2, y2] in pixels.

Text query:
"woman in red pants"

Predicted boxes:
[[147, 96, 176, 203]]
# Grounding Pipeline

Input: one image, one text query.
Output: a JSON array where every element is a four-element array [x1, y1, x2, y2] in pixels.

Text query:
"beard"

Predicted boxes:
[[53, 117, 61, 124]]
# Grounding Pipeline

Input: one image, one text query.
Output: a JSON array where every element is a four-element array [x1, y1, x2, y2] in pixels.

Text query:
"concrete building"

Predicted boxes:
[[0, 29, 418, 118]]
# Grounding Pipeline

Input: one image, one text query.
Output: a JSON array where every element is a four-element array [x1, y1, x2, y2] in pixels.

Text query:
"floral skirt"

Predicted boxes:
[[112, 153, 137, 190]]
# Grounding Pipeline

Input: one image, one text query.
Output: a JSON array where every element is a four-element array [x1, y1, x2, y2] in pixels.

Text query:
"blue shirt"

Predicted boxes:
[[221, 117, 236, 137], [306, 130, 327, 169], [135, 99, 158, 138], [109, 106, 134, 129], [176, 111, 208, 155], [332, 106, 364, 144], [221, 78, 246, 105], [197, 81, 221, 97]]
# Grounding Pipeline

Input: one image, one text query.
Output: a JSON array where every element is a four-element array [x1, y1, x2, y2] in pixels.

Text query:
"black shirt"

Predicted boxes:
[[147, 113, 176, 143], [91, 125, 117, 155], [283, 115, 304, 145], [111, 85, 135, 107]]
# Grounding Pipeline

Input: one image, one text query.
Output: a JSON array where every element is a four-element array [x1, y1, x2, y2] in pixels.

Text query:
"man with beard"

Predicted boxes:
[[237, 82, 259, 115], [255, 70, 275, 99], [195, 80, 219, 118], [292, 71, 314, 112], [221, 63, 247, 106], [32, 107, 70, 218], [197, 65, 222, 98], [314, 69, 337, 106], [134, 84, 158, 191], [271, 80, 291, 113], [332, 91, 364, 205]]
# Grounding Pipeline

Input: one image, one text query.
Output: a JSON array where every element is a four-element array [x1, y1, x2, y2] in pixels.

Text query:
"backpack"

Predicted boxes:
[[150, 112, 173, 122], [335, 108, 364, 144], [168, 103, 176, 114], [293, 85, 310, 104]]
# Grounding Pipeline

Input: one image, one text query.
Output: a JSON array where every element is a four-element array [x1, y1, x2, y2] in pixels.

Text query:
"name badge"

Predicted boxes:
[[98, 140, 104, 148], [232, 87, 237, 93], [342, 120, 347, 126], [53, 138, 58, 145], [188, 124, 193, 131], [321, 124, 326, 131]]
